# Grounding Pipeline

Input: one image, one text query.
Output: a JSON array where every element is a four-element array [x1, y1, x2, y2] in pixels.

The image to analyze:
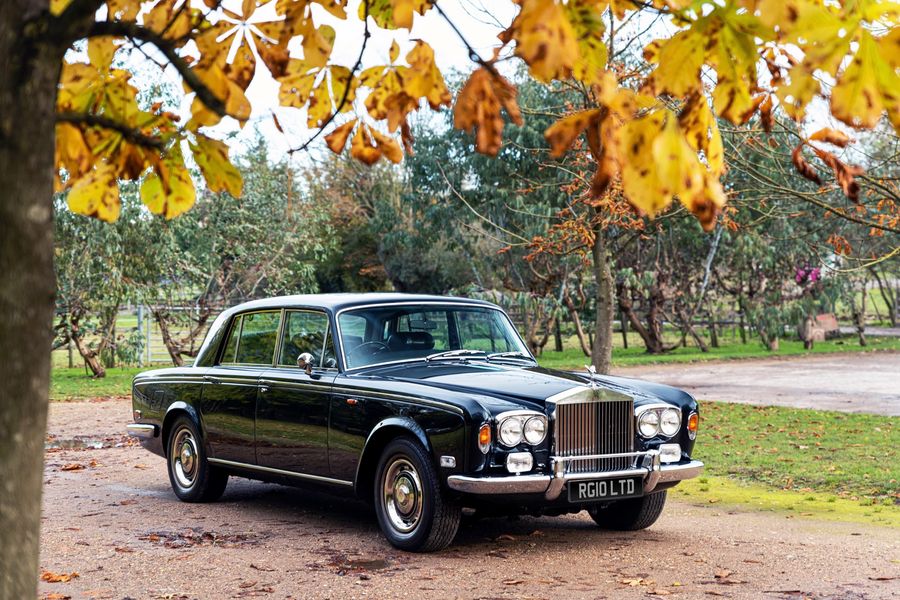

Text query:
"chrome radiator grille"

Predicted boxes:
[[554, 398, 634, 473]]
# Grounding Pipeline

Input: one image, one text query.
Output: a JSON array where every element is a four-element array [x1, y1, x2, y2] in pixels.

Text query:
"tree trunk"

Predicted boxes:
[[0, 3, 65, 596], [676, 305, 709, 352], [563, 290, 591, 357], [553, 317, 563, 352], [590, 225, 614, 374], [852, 283, 867, 347], [869, 268, 897, 327], [153, 308, 186, 367]]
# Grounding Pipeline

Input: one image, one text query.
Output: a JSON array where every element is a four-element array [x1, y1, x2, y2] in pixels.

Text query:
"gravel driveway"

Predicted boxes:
[[621, 351, 900, 416], [38, 396, 900, 600]]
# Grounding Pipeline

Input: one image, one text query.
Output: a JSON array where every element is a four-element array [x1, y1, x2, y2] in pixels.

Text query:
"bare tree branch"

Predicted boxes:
[[56, 112, 166, 149]]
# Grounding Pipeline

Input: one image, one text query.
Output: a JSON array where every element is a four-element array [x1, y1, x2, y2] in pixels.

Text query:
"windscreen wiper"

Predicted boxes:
[[486, 351, 534, 362], [425, 349, 487, 361]]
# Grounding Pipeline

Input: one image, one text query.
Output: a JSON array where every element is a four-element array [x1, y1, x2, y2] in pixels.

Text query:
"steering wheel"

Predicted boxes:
[[348, 341, 390, 362]]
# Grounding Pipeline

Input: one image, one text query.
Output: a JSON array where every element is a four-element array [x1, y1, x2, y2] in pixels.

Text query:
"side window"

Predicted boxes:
[[235, 311, 281, 365], [220, 316, 242, 364], [279, 311, 334, 368]]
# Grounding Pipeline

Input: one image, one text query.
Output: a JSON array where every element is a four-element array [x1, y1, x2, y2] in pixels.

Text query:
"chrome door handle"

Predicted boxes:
[[203, 376, 221, 385], [259, 385, 269, 393]]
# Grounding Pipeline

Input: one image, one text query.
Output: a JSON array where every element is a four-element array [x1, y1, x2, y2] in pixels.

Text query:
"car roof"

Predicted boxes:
[[226, 293, 499, 314]]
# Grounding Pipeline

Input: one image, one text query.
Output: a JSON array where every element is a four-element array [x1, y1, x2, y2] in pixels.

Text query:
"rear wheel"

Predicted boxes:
[[587, 491, 667, 530], [166, 416, 228, 502], [374, 437, 460, 552]]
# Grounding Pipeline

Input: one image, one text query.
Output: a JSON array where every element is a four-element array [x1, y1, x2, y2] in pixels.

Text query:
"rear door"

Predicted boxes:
[[257, 309, 337, 478], [202, 310, 282, 465]]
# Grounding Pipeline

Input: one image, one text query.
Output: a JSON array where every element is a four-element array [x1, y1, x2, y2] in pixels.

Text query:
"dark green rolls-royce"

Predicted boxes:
[[128, 293, 702, 551]]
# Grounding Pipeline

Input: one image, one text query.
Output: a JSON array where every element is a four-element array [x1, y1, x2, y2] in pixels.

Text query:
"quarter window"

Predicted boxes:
[[220, 317, 242, 364], [234, 311, 281, 365]]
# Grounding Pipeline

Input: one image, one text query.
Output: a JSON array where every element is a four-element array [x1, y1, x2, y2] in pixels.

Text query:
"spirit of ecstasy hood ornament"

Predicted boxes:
[[585, 364, 598, 390]]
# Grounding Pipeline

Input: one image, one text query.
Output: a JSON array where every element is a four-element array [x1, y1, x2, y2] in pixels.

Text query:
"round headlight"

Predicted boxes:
[[523, 416, 547, 444], [660, 408, 681, 437], [638, 410, 660, 438], [498, 417, 524, 446]]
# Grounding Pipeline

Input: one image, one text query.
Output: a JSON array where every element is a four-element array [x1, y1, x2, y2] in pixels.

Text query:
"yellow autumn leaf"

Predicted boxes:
[[404, 41, 451, 109], [371, 129, 403, 163], [324, 119, 357, 154], [453, 68, 523, 156], [678, 94, 724, 176], [67, 162, 121, 222], [50, 0, 73, 15], [277, 60, 319, 108], [302, 24, 335, 69], [225, 79, 252, 122], [544, 109, 602, 158], [190, 134, 243, 197], [832, 31, 900, 131], [565, 0, 607, 85], [365, 0, 430, 29], [504, 0, 579, 83], [350, 126, 382, 165], [88, 37, 118, 72], [619, 112, 669, 216], [646, 29, 705, 97], [652, 113, 704, 205], [140, 149, 196, 219], [389, 40, 400, 63], [106, 0, 139, 20], [55, 123, 92, 186], [681, 173, 726, 232]]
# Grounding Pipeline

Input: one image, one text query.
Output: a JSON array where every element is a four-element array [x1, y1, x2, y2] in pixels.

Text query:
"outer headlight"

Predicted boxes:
[[523, 416, 547, 444], [638, 410, 660, 437], [660, 408, 682, 437], [498, 417, 524, 446]]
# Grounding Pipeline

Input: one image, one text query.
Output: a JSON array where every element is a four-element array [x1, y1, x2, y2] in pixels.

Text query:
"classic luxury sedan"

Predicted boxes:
[[128, 293, 702, 551]]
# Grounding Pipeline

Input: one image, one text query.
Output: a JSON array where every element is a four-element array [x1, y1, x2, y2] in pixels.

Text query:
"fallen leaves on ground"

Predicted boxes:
[[40, 571, 79, 583], [60, 463, 85, 471]]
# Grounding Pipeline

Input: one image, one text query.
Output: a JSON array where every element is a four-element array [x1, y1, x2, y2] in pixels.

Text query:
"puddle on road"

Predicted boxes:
[[344, 558, 390, 571], [46, 435, 133, 451]]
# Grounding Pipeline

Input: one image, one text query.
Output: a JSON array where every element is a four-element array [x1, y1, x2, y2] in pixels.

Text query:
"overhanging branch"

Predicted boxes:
[[86, 20, 227, 117], [56, 112, 166, 149]]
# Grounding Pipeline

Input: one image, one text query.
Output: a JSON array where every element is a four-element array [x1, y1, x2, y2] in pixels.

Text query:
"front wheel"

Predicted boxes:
[[374, 438, 461, 552], [587, 491, 667, 530], [166, 416, 228, 502]]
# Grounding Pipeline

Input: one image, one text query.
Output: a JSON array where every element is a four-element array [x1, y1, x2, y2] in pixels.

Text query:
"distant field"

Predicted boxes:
[[537, 335, 900, 370]]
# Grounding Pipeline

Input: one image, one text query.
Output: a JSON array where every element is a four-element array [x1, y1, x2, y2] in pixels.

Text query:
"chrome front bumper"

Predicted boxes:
[[446, 451, 703, 501], [126, 423, 157, 439]]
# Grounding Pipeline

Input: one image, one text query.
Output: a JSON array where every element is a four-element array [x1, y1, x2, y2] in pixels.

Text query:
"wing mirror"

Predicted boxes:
[[297, 352, 314, 375]]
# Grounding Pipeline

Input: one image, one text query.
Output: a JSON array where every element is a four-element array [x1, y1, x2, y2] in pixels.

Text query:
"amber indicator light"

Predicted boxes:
[[478, 424, 491, 448], [687, 413, 699, 433]]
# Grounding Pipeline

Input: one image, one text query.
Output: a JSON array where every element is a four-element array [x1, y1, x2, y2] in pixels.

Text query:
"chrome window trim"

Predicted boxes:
[[274, 308, 336, 370], [218, 309, 284, 368], [334, 301, 533, 372]]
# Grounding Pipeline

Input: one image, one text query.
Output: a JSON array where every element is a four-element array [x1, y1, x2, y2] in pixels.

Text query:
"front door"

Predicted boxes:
[[256, 310, 337, 478], [202, 310, 281, 465]]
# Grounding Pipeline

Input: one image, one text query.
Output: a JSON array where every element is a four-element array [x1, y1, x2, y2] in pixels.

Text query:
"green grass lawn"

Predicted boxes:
[[536, 335, 900, 370], [50, 366, 143, 401], [695, 402, 897, 501]]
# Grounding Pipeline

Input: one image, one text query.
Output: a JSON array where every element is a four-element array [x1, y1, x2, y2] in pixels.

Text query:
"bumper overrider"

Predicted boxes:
[[447, 450, 703, 501]]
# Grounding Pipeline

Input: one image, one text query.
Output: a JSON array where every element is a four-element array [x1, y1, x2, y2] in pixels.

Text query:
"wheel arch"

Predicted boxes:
[[354, 417, 432, 500], [161, 402, 204, 458]]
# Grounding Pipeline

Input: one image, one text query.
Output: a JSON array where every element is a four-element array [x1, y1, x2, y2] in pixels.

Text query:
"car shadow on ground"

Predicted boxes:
[[183, 477, 679, 555]]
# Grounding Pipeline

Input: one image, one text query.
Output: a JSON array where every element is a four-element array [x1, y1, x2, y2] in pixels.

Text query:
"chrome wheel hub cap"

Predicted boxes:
[[172, 429, 198, 488], [383, 458, 423, 534]]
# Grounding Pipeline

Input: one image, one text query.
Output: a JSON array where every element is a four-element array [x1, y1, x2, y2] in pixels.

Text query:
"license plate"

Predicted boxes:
[[568, 477, 643, 502]]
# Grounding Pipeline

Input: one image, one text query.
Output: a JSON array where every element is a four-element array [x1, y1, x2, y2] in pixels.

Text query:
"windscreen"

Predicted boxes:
[[338, 305, 529, 369]]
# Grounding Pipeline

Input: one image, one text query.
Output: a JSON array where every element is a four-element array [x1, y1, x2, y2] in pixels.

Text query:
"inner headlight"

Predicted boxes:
[[660, 408, 682, 437], [523, 416, 547, 444], [498, 417, 524, 446], [638, 410, 660, 437]]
